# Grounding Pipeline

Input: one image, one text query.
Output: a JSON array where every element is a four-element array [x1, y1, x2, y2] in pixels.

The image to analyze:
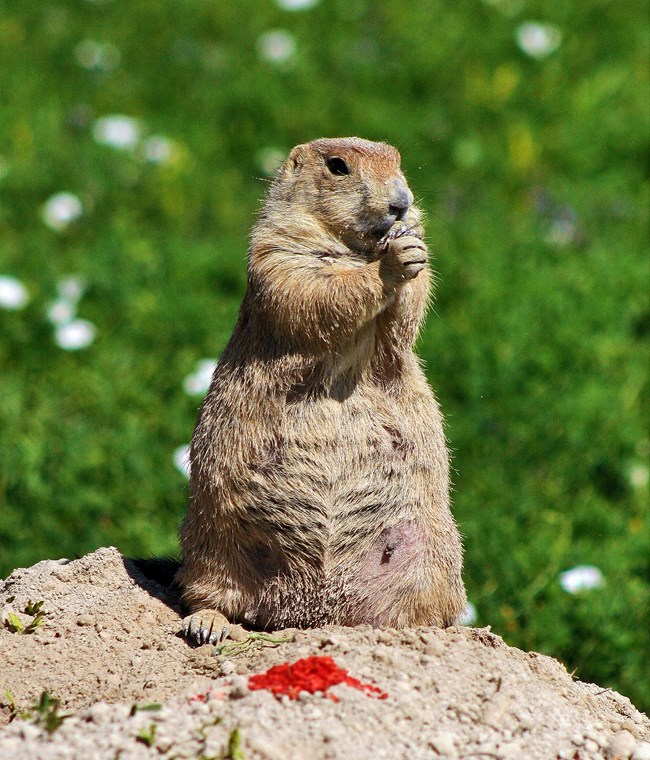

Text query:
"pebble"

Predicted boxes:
[[86, 702, 114, 724], [429, 731, 456, 756], [607, 731, 638, 759], [585, 732, 607, 749], [229, 676, 248, 699], [321, 726, 337, 743], [76, 614, 95, 626], [18, 723, 41, 741], [424, 640, 446, 657], [400, 630, 418, 645], [320, 634, 342, 648], [220, 660, 236, 676], [622, 720, 642, 737], [632, 743, 650, 760], [154, 730, 174, 752]]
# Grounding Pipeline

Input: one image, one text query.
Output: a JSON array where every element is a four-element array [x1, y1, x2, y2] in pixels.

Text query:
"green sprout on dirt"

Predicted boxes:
[[223, 727, 245, 760], [25, 599, 45, 616], [136, 723, 157, 747], [1, 690, 30, 722], [32, 691, 66, 734], [4, 613, 25, 633], [2, 690, 19, 720], [213, 632, 293, 658], [3, 600, 47, 634], [129, 702, 162, 716]]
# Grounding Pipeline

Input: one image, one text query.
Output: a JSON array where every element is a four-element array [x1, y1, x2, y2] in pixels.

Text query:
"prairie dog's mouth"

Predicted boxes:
[[370, 216, 396, 239], [338, 214, 407, 256], [347, 215, 397, 246]]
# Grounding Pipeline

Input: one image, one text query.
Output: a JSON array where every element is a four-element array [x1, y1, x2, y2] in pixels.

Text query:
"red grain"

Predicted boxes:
[[248, 655, 388, 702]]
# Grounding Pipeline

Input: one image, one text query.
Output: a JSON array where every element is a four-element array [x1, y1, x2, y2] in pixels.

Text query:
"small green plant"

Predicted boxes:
[[23, 611, 47, 634], [32, 692, 66, 734], [2, 690, 24, 722], [136, 723, 157, 747], [213, 632, 293, 658], [129, 702, 162, 716], [4, 613, 24, 633], [25, 599, 45, 616], [223, 727, 245, 760], [2, 690, 18, 718], [3, 601, 47, 634]]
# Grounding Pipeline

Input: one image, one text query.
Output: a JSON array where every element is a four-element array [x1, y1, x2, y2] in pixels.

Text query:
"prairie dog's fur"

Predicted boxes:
[[177, 137, 466, 633]]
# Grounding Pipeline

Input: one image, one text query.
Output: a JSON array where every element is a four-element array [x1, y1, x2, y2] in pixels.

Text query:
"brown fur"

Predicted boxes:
[[177, 137, 466, 632]]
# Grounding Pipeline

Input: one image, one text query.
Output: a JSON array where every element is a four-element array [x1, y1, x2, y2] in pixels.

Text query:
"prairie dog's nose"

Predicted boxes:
[[387, 180, 414, 222]]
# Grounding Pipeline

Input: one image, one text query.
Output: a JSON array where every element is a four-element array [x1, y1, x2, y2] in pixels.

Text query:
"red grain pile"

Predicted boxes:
[[248, 655, 388, 702]]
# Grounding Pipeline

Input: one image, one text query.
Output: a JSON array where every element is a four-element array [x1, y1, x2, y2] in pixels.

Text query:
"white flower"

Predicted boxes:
[[41, 192, 83, 232], [275, 0, 320, 10], [257, 30, 297, 64], [173, 444, 191, 478], [516, 22, 562, 60], [47, 276, 86, 326], [92, 115, 141, 151], [47, 299, 76, 326], [559, 565, 604, 594], [75, 40, 120, 71], [57, 276, 86, 303], [54, 319, 96, 350], [143, 135, 175, 164], [0, 275, 29, 310], [629, 465, 649, 489], [183, 359, 217, 396], [458, 602, 477, 626], [257, 147, 286, 176]]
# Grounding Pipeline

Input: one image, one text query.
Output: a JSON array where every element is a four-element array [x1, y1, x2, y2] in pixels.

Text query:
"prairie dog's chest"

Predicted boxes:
[[321, 321, 377, 384], [281, 386, 410, 470]]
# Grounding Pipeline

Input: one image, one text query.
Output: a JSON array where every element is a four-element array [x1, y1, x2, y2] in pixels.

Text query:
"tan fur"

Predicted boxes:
[[177, 137, 466, 631]]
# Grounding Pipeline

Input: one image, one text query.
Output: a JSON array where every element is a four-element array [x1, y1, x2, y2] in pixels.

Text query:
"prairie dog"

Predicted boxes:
[[177, 137, 466, 644]]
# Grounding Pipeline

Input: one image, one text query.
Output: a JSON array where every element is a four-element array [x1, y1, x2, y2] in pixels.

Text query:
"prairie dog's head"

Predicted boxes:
[[270, 137, 418, 251]]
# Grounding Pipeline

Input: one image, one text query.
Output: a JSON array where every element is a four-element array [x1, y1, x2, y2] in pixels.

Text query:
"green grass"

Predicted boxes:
[[1, 0, 648, 711]]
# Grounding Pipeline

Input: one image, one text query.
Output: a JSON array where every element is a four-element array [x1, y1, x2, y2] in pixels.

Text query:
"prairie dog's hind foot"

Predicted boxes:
[[180, 609, 230, 646]]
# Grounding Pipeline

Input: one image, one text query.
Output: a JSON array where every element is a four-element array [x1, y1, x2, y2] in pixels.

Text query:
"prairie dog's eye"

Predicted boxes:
[[326, 156, 349, 176]]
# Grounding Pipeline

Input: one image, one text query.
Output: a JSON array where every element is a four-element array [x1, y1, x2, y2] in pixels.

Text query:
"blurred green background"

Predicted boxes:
[[1, 0, 648, 710]]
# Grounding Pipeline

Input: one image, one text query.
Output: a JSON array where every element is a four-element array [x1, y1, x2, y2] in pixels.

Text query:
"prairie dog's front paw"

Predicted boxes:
[[381, 227, 428, 281], [181, 609, 230, 646]]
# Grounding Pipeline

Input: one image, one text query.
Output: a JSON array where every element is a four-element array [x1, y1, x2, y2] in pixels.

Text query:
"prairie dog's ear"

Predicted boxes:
[[283, 144, 308, 174]]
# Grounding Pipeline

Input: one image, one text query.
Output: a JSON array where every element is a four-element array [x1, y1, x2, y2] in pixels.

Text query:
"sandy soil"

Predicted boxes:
[[0, 547, 648, 759]]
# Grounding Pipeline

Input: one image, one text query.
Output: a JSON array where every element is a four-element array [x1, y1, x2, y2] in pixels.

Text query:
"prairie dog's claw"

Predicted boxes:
[[181, 609, 230, 646], [383, 232, 428, 281]]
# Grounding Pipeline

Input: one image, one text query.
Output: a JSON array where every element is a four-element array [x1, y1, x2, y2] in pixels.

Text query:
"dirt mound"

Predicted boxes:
[[1, 547, 648, 759]]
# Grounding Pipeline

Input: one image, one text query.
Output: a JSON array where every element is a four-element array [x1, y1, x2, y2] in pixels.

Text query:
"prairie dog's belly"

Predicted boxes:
[[256, 387, 439, 557], [244, 391, 440, 628]]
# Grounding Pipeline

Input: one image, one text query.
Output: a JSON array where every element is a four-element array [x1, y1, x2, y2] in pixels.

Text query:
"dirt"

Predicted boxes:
[[0, 547, 648, 759]]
